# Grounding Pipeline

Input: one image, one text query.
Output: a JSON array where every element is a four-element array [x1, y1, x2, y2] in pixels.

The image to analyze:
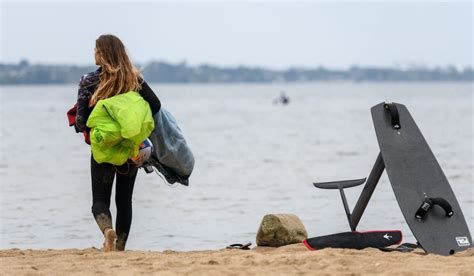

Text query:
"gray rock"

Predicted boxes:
[[256, 214, 308, 247]]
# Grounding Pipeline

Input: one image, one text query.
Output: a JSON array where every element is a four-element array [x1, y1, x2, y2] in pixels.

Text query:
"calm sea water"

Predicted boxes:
[[0, 82, 472, 251]]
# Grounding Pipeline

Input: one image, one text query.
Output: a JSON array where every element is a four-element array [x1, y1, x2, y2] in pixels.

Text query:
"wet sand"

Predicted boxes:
[[1, 244, 473, 275]]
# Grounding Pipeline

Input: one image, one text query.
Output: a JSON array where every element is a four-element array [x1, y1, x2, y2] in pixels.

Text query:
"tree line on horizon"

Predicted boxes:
[[0, 60, 472, 85]]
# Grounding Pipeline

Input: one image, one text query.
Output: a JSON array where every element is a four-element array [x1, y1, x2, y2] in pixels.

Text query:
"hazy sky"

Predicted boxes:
[[1, 1, 472, 69]]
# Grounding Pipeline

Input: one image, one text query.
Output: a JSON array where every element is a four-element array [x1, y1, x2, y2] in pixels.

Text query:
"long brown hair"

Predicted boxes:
[[89, 34, 142, 106]]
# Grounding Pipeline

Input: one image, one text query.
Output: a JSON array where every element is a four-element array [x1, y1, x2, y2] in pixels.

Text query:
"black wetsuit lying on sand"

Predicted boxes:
[[75, 68, 161, 250]]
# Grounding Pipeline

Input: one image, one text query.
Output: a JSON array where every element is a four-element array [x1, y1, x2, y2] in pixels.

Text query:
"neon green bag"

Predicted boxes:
[[86, 91, 154, 165]]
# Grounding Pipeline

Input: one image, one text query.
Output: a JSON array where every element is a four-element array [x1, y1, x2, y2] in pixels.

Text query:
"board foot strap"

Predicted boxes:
[[383, 102, 401, 129], [415, 197, 454, 220]]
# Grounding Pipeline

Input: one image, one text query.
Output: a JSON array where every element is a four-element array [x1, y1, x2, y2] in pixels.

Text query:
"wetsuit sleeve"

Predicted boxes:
[[140, 81, 161, 115], [75, 72, 99, 133]]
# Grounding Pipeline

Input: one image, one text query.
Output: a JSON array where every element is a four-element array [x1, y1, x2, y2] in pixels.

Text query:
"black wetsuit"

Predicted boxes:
[[75, 68, 161, 250]]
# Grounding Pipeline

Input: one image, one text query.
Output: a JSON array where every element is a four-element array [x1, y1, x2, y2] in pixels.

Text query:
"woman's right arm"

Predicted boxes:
[[75, 71, 100, 132]]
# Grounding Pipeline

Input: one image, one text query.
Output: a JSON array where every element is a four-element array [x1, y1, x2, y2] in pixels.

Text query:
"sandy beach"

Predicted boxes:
[[1, 244, 473, 275]]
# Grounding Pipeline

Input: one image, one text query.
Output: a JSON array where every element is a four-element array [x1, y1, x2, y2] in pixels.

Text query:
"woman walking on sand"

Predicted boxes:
[[73, 34, 161, 251]]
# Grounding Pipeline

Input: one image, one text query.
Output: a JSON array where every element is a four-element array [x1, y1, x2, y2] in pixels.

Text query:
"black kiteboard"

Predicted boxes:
[[304, 230, 402, 250], [371, 102, 472, 255]]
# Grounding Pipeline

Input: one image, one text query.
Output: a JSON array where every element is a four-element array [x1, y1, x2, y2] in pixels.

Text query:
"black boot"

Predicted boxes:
[[115, 232, 128, 251]]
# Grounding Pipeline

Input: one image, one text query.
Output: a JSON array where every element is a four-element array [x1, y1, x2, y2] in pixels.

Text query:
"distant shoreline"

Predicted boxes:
[[1, 60, 472, 85], [1, 80, 473, 87]]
